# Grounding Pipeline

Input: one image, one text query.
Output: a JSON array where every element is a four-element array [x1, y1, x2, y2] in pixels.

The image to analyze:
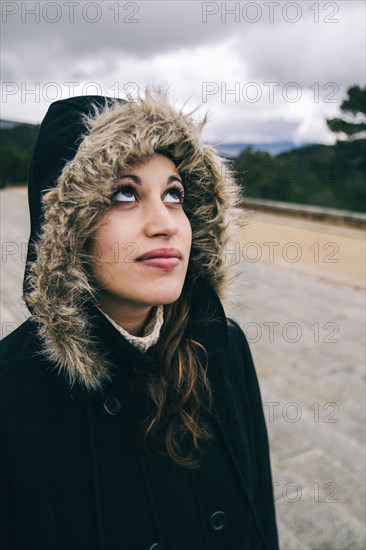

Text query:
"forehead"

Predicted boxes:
[[119, 153, 179, 176]]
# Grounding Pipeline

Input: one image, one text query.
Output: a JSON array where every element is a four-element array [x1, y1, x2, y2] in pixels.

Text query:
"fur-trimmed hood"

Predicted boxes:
[[23, 88, 249, 391]]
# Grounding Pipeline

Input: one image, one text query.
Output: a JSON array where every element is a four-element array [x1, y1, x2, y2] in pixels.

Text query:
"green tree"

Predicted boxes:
[[0, 123, 40, 188], [326, 85, 366, 140]]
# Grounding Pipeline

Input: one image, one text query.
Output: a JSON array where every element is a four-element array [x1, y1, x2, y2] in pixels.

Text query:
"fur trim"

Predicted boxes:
[[24, 87, 251, 391]]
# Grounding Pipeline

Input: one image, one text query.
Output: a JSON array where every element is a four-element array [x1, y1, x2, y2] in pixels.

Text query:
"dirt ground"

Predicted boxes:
[[233, 209, 365, 291]]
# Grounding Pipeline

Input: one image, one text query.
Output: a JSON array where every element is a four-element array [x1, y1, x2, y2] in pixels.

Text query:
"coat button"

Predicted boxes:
[[147, 544, 163, 550], [103, 396, 121, 416], [209, 510, 227, 532]]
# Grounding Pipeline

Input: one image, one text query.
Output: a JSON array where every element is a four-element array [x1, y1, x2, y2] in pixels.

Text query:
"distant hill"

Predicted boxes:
[[233, 140, 366, 212], [1, 118, 364, 212], [0, 119, 311, 187], [213, 141, 314, 158], [0, 119, 38, 129], [0, 120, 40, 186], [0, 120, 20, 129]]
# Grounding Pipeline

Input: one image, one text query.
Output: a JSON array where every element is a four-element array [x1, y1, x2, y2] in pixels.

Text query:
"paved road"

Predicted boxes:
[[1, 188, 365, 549], [221, 209, 365, 550]]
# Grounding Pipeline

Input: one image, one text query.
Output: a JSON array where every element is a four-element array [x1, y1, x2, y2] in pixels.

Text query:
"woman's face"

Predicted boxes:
[[89, 153, 192, 311]]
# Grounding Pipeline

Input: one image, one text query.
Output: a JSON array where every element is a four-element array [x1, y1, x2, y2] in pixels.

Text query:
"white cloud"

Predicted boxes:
[[1, 0, 364, 144]]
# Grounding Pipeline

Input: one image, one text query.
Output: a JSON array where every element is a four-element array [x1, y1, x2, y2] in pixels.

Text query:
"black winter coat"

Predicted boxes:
[[1, 94, 279, 550], [0, 281, 278, 550]]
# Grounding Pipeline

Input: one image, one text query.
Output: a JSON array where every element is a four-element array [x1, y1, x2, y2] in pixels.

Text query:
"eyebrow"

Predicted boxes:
[[115, 174, 183, 186]]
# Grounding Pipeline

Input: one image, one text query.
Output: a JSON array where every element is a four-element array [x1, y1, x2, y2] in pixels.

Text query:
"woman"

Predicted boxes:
[[0, 88, 279, 550]]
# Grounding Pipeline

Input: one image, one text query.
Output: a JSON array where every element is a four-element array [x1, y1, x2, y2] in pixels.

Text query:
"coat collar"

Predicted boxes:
[[83, 277, 229, 390]]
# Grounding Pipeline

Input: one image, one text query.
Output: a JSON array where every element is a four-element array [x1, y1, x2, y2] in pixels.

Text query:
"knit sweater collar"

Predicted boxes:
[[96, 305, 164, 353]]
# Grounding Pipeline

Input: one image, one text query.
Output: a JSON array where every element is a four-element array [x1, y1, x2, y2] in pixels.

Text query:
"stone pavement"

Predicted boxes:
[[1, 188, 365, 549], [224, 210, 365, 550]]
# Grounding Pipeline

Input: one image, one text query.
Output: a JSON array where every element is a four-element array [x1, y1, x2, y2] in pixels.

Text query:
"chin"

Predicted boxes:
[[136, 282, 185, 307], [145, 291, 183, 306]]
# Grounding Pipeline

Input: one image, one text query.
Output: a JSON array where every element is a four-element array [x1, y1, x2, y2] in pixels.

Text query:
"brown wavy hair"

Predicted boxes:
[[126, 277, 219, 470]]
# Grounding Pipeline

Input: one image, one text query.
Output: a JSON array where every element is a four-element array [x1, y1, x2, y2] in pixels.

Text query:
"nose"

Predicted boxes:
[[143, 198, 179, 238]]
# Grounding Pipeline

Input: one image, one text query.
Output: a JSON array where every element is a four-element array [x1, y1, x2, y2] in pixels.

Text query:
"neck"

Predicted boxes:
[[95, 294, 154, 336]]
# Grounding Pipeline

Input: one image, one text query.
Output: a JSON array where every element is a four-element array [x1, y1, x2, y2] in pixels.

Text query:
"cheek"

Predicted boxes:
[[182, 214, 192, 248], [89, 227, 108, 264], [187, 227, 193, 250], [89, 223, 139, 276], [91, 215, 129, 257], [87, 223, 115, 272]]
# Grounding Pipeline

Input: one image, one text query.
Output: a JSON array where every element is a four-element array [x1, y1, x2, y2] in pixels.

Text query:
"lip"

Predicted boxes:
[[136, 248, 182, 261], [138, 257, 181, 271]]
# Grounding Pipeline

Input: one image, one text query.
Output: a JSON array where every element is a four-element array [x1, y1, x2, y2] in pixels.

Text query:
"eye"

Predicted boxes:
[[111, 182, 185, 205], [164, 185, 185, 204], [112, 184, 136, 203]]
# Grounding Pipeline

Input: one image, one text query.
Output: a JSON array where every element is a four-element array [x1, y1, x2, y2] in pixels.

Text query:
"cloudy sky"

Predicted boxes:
[[1, 0, 365, 145]]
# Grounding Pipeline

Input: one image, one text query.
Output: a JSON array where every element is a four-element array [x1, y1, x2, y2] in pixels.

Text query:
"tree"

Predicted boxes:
[[326, 85, 366, 140]]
